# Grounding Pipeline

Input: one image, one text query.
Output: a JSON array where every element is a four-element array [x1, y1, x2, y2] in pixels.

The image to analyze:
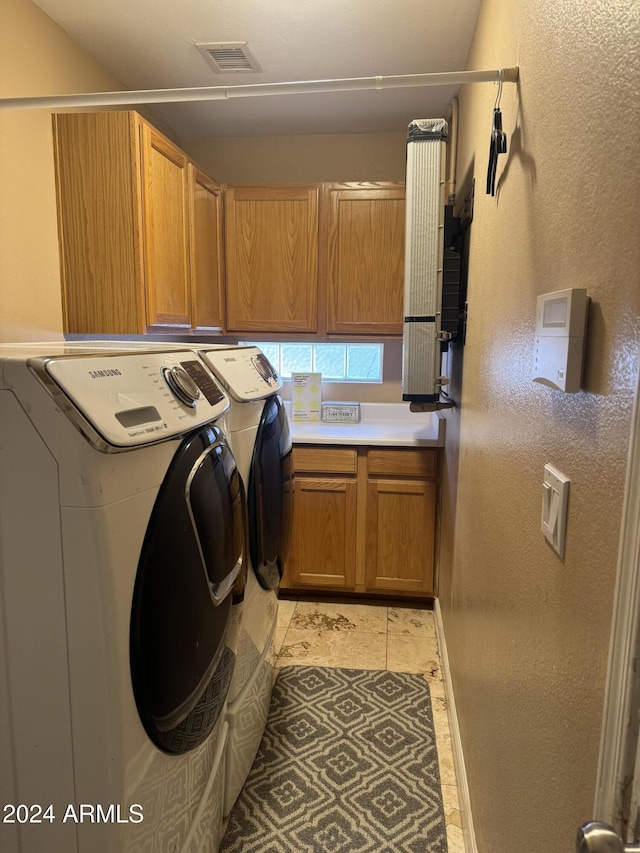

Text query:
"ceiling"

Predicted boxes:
[[33, 0, 483, 139]]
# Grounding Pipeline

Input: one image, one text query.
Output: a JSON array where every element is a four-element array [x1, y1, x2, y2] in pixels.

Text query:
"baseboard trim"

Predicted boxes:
[[434, 598, 478, 853]]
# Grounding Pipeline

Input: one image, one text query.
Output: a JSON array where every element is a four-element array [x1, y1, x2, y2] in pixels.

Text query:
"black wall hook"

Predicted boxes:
[[486, 68, 507, 196], [486, 106, 507, 196]]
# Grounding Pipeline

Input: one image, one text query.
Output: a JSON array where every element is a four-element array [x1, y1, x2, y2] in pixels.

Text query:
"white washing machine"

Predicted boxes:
[[197, 346, 293, 816], [0, 344, 246, 853]]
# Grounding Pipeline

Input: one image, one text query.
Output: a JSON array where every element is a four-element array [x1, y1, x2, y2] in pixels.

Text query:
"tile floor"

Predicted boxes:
[[274, 598, 464, 852]]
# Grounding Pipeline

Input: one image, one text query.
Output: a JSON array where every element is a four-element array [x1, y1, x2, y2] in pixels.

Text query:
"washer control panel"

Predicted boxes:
[[199, 346, 282, 401], [35, 351, 229, 449]]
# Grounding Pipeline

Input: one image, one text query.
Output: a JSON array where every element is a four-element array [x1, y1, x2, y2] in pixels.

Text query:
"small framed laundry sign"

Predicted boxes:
[[291, 373, 322, 421]]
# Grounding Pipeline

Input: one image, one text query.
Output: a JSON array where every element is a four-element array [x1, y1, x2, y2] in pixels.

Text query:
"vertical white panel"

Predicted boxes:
[[402, 321, 437, 397], [402, 119, 448, 401]]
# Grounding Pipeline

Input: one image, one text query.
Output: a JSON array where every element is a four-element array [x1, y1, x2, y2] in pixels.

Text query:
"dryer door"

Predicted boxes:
[[130, 424, 244, 754], [248, 395, 293, 591]]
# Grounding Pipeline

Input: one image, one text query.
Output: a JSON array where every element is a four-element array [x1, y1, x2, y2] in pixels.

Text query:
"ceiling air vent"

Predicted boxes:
[[196, 42, 262, 74]]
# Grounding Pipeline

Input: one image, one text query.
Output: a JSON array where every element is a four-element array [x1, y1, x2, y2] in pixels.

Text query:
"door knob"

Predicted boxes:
[[576, 821, 640, 853]]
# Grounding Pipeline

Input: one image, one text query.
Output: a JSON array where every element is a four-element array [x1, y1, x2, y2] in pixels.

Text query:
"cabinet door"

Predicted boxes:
[[287, 477, 357, 589], [140, 124, 192, 328], [53, 111, 144, 334], [190, 166, 224, 330], [225, 186, 319, 333], [365, 478, 435, 594], [327, 183, 405, 336]]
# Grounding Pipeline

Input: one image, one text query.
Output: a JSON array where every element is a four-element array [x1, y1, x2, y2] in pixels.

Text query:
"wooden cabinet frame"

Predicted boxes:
[[53, 111, 146, 334], [140, 124, 192, 328], [365, 478, 436, 594], [190, 166, 225, 330], [326, 182, 406, 336], [53, 111, 225, 335], [283, 445, 439, 599], [288, 477, 358, 589], [224, 185, 319, 334], [55, 125, 405, 340], [223, 181, 405, 338]]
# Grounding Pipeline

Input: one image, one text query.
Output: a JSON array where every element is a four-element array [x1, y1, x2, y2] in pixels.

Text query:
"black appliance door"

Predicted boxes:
[[247, 395, 293, 591], [130, 424, 244, 755]]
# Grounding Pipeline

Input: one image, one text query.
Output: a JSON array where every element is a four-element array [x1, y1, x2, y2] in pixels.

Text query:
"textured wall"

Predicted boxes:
[[438, 0, 640, 851], [0, 0, 129, 342], [0, 0, 185, 343], [183, 132, 406, 184]]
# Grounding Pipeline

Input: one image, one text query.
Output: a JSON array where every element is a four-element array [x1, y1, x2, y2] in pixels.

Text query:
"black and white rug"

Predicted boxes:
[[220, 666, 448, 852]]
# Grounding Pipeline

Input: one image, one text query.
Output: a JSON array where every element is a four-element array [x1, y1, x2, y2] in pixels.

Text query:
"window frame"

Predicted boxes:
[[240, 341, 384, 384]]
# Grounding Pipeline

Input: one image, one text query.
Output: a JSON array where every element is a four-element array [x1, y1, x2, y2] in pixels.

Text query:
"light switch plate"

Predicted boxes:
[[542, 464, 570, 558]]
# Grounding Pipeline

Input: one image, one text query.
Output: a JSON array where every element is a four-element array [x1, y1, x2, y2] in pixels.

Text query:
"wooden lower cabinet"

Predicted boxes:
[[288, 477, 357, 588], [282, 445, 438, 599], [365, 478, 436, 594]]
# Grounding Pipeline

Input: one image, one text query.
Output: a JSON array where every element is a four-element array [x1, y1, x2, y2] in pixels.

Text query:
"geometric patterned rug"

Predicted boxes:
[[220, 666, 448, 852]]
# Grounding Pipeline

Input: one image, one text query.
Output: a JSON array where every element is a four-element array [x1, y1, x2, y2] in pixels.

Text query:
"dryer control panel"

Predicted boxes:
[[31, 351, 229, 450], [199, 346, 283, 402]]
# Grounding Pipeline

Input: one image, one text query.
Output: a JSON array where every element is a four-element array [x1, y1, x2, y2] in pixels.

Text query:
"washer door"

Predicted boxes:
[[130, 424, 244, 754], [248, 395, 293, 591]]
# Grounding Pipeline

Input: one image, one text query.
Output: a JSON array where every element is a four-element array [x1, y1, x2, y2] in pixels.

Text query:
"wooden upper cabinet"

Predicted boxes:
[[326, 182, 405, 336], [52, 111, 224, 335], [140, 125, 191, 328], [190, 166, 224, 330], [53, 111, 145, 334], [224, 185, 319, 333]]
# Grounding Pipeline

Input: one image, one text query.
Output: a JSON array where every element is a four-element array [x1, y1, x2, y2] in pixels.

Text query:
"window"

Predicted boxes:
[[242, 342, 383, 383]]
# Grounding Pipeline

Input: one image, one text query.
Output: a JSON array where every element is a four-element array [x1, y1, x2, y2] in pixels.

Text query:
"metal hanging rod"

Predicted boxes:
[[0, 67, 518, 111]]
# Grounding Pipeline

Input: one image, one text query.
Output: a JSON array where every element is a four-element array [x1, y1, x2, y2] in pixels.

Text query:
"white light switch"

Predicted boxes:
[[541, 464, 570, 558]]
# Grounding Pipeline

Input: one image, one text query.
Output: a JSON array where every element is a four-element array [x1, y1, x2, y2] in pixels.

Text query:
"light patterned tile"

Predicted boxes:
[[428, 677, 446, 699], [274, 600, 297, 654], [387, 634, 440, 679], [430, 690, 451, 741], [441, 783, 460, 819], [277, 598, 297, 629], [274, 624, 288, 656], [446, 822, 465, 853], [435, 732, 457, 786], [442, 784, 463, 847], [387, 606, 436, 638], [276, 627, 387, 670], [290, 601, 388, 634]]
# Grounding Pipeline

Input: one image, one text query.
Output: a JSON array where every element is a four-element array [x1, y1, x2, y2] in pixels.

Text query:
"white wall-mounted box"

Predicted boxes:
[[532, 288, 589, 393]]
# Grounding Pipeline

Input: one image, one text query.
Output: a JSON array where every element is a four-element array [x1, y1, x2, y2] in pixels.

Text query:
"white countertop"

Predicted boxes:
[[284, 402, 445, 447]]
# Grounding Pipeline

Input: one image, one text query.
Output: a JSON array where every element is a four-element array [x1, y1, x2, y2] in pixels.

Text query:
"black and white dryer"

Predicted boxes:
[[197, 345, 293, 816], [0, 344, 244, 853]]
